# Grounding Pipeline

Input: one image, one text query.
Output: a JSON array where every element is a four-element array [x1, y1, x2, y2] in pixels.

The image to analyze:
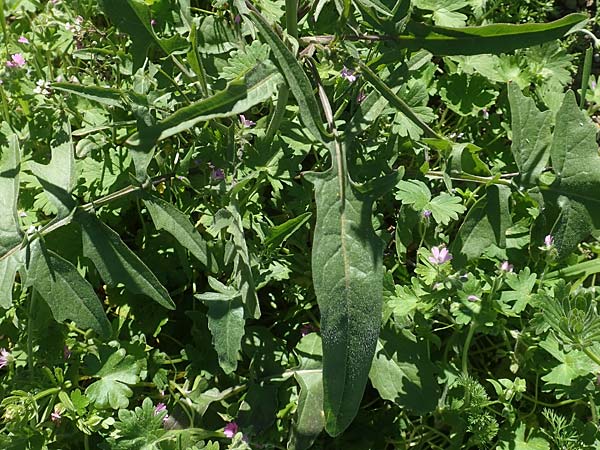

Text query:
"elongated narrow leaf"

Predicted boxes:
[[305, 141, 400, 436], [126, 63, 282, 148], [264, 212, 311, 249], [288, 333, 325, 450], [453, 185, 512, 262], [52, 83, 123, 107], [543, 90, 600, 258], [248, 8, 326, 142], [143, 194, 207, 266], [77, 212, 175, 310], [0, 134, 21, 258], [29, 117, 77, 218], [0, 253, 19, 308], [394, 13, 587, 56], [508, 83, 552, 188], [100, 0, 188, 69], [27, 240, 111, 337]]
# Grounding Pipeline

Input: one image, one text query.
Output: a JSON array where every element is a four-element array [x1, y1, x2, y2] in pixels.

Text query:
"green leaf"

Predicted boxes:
[[395, 13, 587, 56], [222, 40, 271, 80], [264, 212, 312, 249], [210, 205, 260, 320], [26, 240, 111, 337], [29, 117, 77, 218], [305, 140, 399, 436], [496, 423, 550, 450], [395, 180, 465, 225], [52, 83, 124, 107], [143, 194, 207, 267], [288, 333, 325, 450], [109, 397, 167, 449], [126, 62, 282, 148], [543, 90, 600, 258], [248, 8, 326, 142], [453, 185, 512, 262], [77, 212, 175, 310], [428, 192, 467, 225], [395, 180, 431, 210], [508, 83, 552, 188], [0, 133, 22, 258], [0, 253, 18, 308], [100, 0, 188, 69], [369, 325, 439, 413], [196, 279, 245, 374], [438, 73, 497, 116], [414, 0, 469, 27], [84, 345, 143, 409]]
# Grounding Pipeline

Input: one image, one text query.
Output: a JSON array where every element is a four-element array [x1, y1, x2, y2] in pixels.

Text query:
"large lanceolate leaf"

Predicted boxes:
[[143, 194, 207, 267], [543, 91, 600, 258], [26, 240, 111, 337], [305, 140, 400, 436], [0, 134, 21, 258], [29, 117, 77, 218], [100, 0, 187, 69], [126, 63, 282, 150], [508, 83, 552, 188], [77, 212, 175, 310], [0, 254, 19, 309], [52, 83, 124, 107], [288, 333, 325, 450], [394, 13, 587, 56], [453, 185, 512, 262], [248, 8, 326, 143]]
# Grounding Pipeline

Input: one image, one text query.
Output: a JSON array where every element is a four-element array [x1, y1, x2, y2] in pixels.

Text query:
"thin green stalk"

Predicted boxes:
[[285, 0, 298, 39], [263, 86, 289, 146], [28, 291, 38, 380], [462, 323, 476, 376], [580, 44, 594, 109]]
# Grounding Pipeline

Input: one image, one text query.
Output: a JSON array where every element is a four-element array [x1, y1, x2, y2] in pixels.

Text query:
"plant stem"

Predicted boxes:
[[285, 0, 298, 39], [462, 323, 476, 376]]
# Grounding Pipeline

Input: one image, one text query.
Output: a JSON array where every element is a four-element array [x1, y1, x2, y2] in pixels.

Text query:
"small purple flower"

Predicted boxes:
[[500, 261, 513, 272], [154, 402, 169, 422], [592, 79, 597, 90], [467, 295, 480, 302], [6, 53, 26, 68], [63, 346, 72, 360], [51, 408, 62, 424], [422, 209, 432, 219], [224, 421, 239, 438], [239, 114, 255, 128], [150, 19, 157, 26], [0, 349, 11, 369], [211, 168, 225, 181], [357, 91, 366, 103], [18, 36, 29, 44], [340, 66, 357, 83], [544, 234, 554, 248], [482, 108, 489, 120], [234, 14, 241, 24], [428, 246, 452, 265]]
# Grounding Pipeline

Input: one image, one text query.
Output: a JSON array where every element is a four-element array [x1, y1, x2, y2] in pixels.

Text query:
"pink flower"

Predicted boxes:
[[224, 421, 239, 438], [428, 246, 452, 265], [51, 408, 62, 424], [422, 209, 432, 219], [63, 346, 72, 360], [211, 168, 225, 181], [544, 234, 554, 248], [154, 402, 169, 422], [18, 36, 29, 44], [150, 19, 157, 26], [357, 91, 366, 103], [234, 14, 241, 24], [467, 295, 480, 302], [6, 53, 26, 68], [0, 349, 11, 369], [340, 66, 357, 83], [500, 261, 513, 272], [239, 114, 255, 127], [301, 323, 316, 336]]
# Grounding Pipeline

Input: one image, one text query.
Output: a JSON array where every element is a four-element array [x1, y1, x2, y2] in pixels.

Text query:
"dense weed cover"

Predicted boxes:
[[1, 0, 600, 448]]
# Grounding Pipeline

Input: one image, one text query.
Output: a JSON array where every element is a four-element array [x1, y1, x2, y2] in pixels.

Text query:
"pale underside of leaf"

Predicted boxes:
[[0, 134, 22, 258]]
